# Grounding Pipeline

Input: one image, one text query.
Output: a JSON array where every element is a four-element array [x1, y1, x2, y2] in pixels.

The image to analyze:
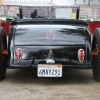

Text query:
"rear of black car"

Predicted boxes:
[[8, 19, 92, 77]]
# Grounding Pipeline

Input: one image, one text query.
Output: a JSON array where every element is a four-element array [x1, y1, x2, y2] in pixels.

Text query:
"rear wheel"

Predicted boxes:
[[0, 27, 8, 80], [92, 28, 100, 81]]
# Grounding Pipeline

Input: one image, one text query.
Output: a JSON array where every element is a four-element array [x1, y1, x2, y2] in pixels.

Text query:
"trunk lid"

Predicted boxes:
[[12, 24, 87, 65]]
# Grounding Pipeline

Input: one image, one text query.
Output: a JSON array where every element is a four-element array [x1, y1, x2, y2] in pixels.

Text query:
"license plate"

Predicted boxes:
[[37, 64, 62, 77]]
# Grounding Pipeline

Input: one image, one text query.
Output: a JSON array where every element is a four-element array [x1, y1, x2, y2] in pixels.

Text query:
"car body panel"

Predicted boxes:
[[7, 19, 92, 69]]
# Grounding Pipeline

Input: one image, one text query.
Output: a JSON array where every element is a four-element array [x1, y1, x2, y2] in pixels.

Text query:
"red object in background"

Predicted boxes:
[[89, 21, 100, 34], [0, 22, 10, 35]]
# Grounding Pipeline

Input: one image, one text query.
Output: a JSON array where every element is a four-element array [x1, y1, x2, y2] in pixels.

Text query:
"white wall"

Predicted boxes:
[[76, 0, 100, 4], [53, 0, 75, 6], [2, 0, 100, 6], [53, 0, 100, 6], [2, 0, 52, 6]]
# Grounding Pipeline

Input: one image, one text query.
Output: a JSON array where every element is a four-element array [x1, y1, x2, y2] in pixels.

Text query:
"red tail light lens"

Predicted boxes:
[[78, 49, 85, 63], [16, 48, 22, 62]]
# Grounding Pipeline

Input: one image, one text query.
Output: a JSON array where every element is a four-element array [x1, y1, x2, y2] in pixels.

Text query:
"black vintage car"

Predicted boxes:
[[0, 3, 100, 81], [0, 18, 100, 81]]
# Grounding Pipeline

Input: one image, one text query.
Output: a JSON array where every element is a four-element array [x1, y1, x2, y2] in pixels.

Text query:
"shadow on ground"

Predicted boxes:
[[5, 69, 95, 85]]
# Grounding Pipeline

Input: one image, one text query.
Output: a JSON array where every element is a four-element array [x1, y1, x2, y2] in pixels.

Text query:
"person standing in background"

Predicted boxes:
[[30, 10, 37, 18]]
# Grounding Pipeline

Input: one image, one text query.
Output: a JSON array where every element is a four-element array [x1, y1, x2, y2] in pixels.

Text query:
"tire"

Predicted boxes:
[[92, 28, 100, 81], [0, 27, 7, 80]]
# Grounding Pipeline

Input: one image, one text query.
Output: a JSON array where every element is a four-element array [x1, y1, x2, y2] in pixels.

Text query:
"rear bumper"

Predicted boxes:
[[7, 64, 92, 69]]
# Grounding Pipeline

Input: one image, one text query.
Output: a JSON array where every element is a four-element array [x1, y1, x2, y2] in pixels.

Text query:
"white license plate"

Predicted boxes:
[[37, 64, 62, 77]]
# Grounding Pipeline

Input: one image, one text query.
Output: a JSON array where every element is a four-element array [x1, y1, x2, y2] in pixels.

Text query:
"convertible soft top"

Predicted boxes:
[[10, 19, 88, 26]]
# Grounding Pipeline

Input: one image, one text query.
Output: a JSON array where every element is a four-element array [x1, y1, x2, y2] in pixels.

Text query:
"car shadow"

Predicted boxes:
[[6, 69, 95, 85]]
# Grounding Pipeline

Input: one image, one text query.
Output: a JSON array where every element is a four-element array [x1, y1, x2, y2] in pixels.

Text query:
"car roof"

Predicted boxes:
[[11, 18, 88, 26]]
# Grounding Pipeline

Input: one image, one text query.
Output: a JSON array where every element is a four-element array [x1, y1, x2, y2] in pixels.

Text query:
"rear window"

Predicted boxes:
[[15, 24, 85, 45]]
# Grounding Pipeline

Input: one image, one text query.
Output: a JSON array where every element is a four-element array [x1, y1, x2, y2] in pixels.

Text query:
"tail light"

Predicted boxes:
[[16, 48, 22, 62], [78, 49, 85, 63]]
